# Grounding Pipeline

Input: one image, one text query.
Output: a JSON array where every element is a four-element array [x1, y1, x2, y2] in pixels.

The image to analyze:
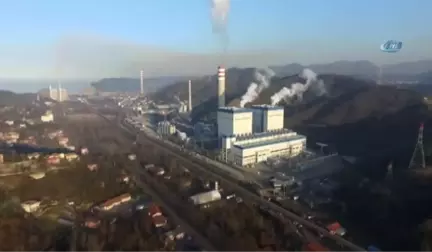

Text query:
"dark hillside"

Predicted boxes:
[[0, 91, 36, 106]]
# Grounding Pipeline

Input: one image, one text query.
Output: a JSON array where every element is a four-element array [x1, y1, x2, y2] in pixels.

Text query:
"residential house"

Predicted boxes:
[[41, 111, 54, 122], [87, 164, 98, 171], [58, 137, 69, 146], [21, 200, 41, 213], [46, 155, 61, 165], [27, 153, 41, 160], [84, 217, 101, 229], [64, 153, 79, 162], [99, 193, 132, 211], [5, 120, 14, 126], [152, 215, 167, 228], [81, 147, 89, 155]]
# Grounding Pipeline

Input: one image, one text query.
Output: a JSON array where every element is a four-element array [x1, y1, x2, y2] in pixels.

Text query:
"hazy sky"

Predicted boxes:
[[0, 0, 431, 79]]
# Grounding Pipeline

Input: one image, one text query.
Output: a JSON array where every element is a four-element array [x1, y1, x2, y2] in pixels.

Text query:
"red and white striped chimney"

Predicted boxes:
[[218, 66, 226, 108]]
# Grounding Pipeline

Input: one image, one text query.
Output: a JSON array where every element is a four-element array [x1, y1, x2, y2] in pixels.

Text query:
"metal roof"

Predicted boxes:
[[217, 107, 253, 114], [251, 104, 284, 111], [236, 128, 293, 141], [234, 134, 306, 150]]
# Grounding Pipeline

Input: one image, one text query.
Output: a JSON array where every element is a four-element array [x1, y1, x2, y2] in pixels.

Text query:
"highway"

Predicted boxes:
[[95, 107, 365, 251]]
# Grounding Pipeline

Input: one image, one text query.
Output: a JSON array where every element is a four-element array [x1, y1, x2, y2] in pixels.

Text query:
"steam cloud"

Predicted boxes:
[[270, 68, 327, 106], [240, 68, 275, 108], [211, 0, 230, 52]]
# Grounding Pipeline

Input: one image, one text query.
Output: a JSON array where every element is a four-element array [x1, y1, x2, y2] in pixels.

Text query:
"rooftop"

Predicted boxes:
[[236, 128, 293, 141], [217, 107, 253, 114], [251, 104, 284, 111], [234, 134, 306, 150]]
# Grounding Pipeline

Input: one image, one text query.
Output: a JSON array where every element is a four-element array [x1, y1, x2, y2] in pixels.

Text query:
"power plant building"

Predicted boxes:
[[217, 107, 253, 137], [251, 104, 284, 133], [218, 105, 306, 166], [38, 85, 69, 102]]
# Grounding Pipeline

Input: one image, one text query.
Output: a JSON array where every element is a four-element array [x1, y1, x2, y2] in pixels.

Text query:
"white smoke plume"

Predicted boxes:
[[270, 68, 327, 106], [211, 0, 230, 52], [240, 68, 275, 108], [211, 0, 230, 32]]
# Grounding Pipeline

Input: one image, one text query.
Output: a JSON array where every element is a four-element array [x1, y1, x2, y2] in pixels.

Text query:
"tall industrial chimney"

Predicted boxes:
[[49, 85, 52, 99], [188, 80, 192, 112], [217, 66, 226, 108], [140, 70, 144, 95], [58, 82, 62, 102]]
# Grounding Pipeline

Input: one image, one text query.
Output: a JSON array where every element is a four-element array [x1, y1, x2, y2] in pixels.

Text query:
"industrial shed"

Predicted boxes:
[[189, 190, 222, 205]]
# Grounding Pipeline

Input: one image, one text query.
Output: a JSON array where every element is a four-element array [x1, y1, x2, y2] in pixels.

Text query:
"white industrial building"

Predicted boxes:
[[157, 121, 176, 136], [189, 189, 222, 205], [217, 105, 307, 166], [217, 107, 253, 137], [41, 111, 54, 122]]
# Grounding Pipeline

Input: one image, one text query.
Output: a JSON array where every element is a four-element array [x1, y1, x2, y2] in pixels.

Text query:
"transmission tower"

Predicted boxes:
[[408, 122, 426, 169]]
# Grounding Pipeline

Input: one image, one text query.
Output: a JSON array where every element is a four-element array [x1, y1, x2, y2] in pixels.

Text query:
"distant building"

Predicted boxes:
[[99, 193, 132, 211], [189, 190, 222, 205], [41, 111, 54, 122], [21, 200, 41, 213], [157, 121, 176, 136], [218, 105, 306, 166], [38, 85, 69, 102]]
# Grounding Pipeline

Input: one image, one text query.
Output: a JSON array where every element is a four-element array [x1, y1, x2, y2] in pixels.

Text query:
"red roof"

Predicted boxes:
[[326, 222, 342, 232], [303, 242, 330, 251], [152, 215, 167, 226], [148, 204, 162, 216]]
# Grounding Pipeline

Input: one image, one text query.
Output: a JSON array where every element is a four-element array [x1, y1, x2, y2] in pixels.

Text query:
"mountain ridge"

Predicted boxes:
[[89, 60, 432, 93]]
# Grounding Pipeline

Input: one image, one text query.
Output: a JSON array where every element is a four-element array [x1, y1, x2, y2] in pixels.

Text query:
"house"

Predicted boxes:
[[64, 153, 79, 161], [46, 156, 60, 165], [152, 215, 167, 228], [4, 131, 20, 143], [164, 226, 185, 241], [41, 112, 54, 122], [58, 137, 69, 146], [84, 216, 101, 229], [87, 164, 98, 171], [5, 120, 14, 126], [27, 153, 40, 160], [326, 222, 346, 236], [81, 147, 89, 155], [21, 200, 41, 213], [99, 193, 132, 211], [148, 204, 162, 217]]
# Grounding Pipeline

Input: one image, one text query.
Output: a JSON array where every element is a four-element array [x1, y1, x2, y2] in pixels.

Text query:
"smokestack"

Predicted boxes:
[[49, 85, 52, 99], [140, 70, 144, 95], [218, 66, 226, 107], [58, 82, 62, 102], [188, 80, 192, 112]]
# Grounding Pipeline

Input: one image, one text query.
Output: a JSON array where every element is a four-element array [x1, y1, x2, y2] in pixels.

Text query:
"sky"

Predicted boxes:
[[0, 0, 431, 79]]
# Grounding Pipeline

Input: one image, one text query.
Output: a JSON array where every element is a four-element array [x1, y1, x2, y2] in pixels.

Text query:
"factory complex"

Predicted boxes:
[[217, 105, 306, 167]]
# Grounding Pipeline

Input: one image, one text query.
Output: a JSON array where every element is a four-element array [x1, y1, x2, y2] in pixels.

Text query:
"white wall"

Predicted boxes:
[[230, 136, 307, 166], [264, 109, 284, 132], [233, 113, 253, 136], [217, 111, 234, 137], [217, 111, 253, 137]]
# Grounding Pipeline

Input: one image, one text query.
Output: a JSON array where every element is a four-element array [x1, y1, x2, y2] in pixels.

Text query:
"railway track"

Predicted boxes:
[[94, 108, 366, 251]]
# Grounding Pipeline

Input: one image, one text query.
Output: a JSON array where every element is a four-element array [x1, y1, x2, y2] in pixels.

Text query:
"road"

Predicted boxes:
[[94, 107, 365, 251]]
